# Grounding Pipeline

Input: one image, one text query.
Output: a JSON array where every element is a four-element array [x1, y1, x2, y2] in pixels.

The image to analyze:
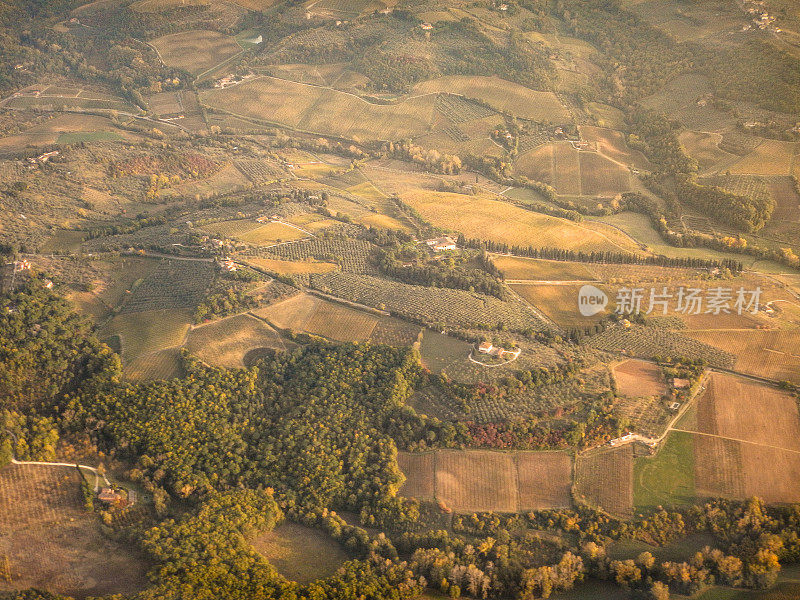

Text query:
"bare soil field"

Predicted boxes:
[[184, 313, 286, 368], [515, 144, 555, 185], [579, 151, 632, 197], [435, 450, 519, 513], [580, 126, 650, 169], [492, 255, 595, 281], [612, 359, 665, 398], [687, 372, 800, 450], [687, 329, 800, 383], [0, 464, 148, 599], [553, 142, 582, 196], [397, 452, 435, 501], [574, 445, 634, 518], [680, 373, 800, 504], [150, 30, 242, 75], [516, 451, 573, 510], [253, 293, 379, 342], [251, 522, 349, 584], [398, 450, 572, 513], [412, 76, 570, 122]]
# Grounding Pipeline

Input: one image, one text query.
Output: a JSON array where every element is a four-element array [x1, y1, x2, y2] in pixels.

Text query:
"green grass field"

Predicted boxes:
[[419, 330, 472, 373], [633, 430, 695, 510], [57, 131, 121, 144]]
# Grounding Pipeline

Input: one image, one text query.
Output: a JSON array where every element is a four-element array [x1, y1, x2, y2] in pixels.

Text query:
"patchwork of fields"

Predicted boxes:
[[636, 373, 800, 508]]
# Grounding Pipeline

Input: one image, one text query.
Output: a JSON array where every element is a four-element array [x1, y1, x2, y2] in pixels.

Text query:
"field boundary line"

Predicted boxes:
[[670, 429, 800, 455]]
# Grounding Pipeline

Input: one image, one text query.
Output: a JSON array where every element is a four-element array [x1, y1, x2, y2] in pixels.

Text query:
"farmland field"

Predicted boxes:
[[0, 464, 148, 598], [492, 255, 595, 281], [634, 430, 695, 509], [511, 283, 612, 328], [611, 359, 665, 397], [418, 329, 472, 373], [150, 30, 242, 75], [398, 450, 573, 513], [579, 151, 631, 197], [686, 329, 800, 383], [579, 126, 650, 170], [552, 142, 581, 196], [574, 445, 633, 517], [201, 76, 437, 140], [253, 293, 379, 342], [184, 313, 286, 368], [727, 140, 799, 177], [514, 144, 554, 185], [100, 307, 192, 378], [397, 452, 435, 501], [118, 259, 212, 314], [311, 272, 549, 333], [412, 76, 571, 122], [199, 219, 307, 245], [244, 257, 338, 275], [251, 522, 349, 584], [399, 189, 640, 254]]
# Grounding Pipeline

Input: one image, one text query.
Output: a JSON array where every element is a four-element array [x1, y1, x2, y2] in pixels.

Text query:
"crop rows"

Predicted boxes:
[[234, 159, 286, 185], [247, 237, 379, 274], [120, 259, 213, 313], [704, 174, 771, 207], [584, 324, 736, 367], [441, 124, 470, 142], [434, 94, 494, 123], [310, 272, 550, 334]]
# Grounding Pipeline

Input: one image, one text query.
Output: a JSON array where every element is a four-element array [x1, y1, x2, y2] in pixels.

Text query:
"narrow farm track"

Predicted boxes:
[[669, 429, 800, 455]]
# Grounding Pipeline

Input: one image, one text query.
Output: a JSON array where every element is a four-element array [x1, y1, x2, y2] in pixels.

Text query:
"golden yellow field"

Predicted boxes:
[[150, 30, 242, 75], [612, 359, 665, 397], [198, 219, 307, 245], [253, 293, 379, 342], [201, 76, 436, 140], [686, 329, 800, 383], [167, 162, 251, 199], [184, 314, 285, 368], [244, 257, 338, 275], [492, 255, 595, 281], [511, 283, 614, 328], [400, 190, 640, 253], [729, 139, 799, 176], [412, 76, 570, 122]]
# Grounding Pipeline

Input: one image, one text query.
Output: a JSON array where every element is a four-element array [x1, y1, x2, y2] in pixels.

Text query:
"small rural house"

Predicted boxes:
[[97, 487, 123, 504], [478, 341, 493, 354], [425, 236, 457, 252]]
